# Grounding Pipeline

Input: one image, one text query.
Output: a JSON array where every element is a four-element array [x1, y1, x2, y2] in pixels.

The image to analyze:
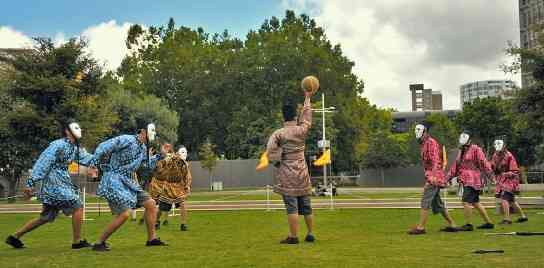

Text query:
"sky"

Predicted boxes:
[[0, 0, 521, 111]]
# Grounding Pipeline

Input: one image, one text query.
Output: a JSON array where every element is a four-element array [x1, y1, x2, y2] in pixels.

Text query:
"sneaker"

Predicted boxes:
[[146, 238, 168, 247], [180, 224, 188, 231], [92, 242, 111, 252], [477, 223, 495, 229], [516, 217, 528, 223], [5, 235, 24, 249], [459, 224, 474, 231], [72, 239, 92, 249], [498, 220, 512, 225], [280, 237, 299, 244], [304, 234, 315, 242], [155, 221, 160, 230], [440, 226, 459, 232], [163, 220, 169, 226], [407, 228, 426, 235]]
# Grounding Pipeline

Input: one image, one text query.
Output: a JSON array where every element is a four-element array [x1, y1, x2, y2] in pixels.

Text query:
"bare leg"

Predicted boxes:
[[512, 202, 527, 218], [97, 210, 130, 244], [287, 214, 299, 238], [417, 209, 429, 229], [303, 214, 313, 235], [143, 199, 158, 241], [474, 203, 493, 223], [13, 218, 48, 239], [463, 202, 473, 225], [180, 203, 188, 225], [501, 200, 511, 221], [156, 210, 163, 223], [440, 209, 456, 227], [71, 208, 84, 243]]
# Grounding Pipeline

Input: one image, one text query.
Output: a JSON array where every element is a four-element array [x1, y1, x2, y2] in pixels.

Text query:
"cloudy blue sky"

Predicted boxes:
[[0, 0, 521, 111]]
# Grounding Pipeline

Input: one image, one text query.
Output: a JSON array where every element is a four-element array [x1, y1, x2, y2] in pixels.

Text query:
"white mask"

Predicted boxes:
[[414, 124, 426, 139], [494, 140, 505, 152], [147, 123, 156, 142], [178, 147, 188, 160], [459, 133, 470, 146], [68, 122, 82, 140]]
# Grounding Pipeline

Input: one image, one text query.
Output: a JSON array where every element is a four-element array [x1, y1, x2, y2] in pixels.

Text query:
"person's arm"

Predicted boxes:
[[89, 136, 129, 167], [76, 147, 94, 166], [186, 164, 192, 193], [476, 147, 493, 176], [504, 153, 520, 180], [26, 142, 61, 188], [266, 130, 282, 165], [446, 156, 458, 182], [296, 94, 312, 136]]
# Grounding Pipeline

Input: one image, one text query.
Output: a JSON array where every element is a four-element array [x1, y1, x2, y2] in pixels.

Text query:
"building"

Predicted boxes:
[[519, 0, 544, 87], [409, 84, 443, 111], [392, 110, 461, 133], [459, 80, 518, 108]]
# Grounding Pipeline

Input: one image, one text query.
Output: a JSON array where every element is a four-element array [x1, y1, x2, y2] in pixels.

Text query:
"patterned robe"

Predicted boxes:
[[490, 150, 520, 194], [149, 153, 192, 204], [90, 135, 159, 209], [26, 138, 93, 207], [420, 135, 446, 187], [447, 144, 492, 190], [266, 97, 312, 196]]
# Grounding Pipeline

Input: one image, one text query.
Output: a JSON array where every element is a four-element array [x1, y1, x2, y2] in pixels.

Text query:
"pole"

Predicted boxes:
[[322, 93, 327, 188], [266, 185, 270, 212], [83, 186, 86, 221], [329, 183, 334, 210]]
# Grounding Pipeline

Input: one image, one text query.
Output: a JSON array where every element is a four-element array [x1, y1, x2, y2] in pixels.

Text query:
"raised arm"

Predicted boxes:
[[297, 95, 312, 135], [89, 135, 130, 167]]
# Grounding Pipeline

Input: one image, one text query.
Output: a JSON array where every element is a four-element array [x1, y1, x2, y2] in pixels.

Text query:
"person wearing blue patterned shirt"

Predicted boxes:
[[89, 120, 167, 251], [5, 119, 94, 250]]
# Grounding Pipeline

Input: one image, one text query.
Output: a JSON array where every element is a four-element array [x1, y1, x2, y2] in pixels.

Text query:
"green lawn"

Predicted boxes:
[[1, 209, 543, 268]]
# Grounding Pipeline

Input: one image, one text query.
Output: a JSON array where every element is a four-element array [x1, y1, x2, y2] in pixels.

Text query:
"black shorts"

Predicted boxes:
[[158, 201, 182, 212], [462, 186, 480, 204], [495, 191, 515, 202], [40, 203, 81, 223], [282, 195, 312, 215]]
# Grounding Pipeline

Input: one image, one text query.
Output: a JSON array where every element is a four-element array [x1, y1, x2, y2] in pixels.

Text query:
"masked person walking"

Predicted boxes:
[[408, 123, 458, 235], [446, 130, 494, 231], [5, 119, 94, 249], [88, 119, 167, 251], [490, 137, 528, 225]]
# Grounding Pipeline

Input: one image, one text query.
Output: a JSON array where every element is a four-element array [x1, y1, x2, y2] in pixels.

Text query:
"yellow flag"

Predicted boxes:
[[68, 162, 79, 174], [256, 152, 269, 171], [314, 149, 331, 166], [442, 145, 448, 170]]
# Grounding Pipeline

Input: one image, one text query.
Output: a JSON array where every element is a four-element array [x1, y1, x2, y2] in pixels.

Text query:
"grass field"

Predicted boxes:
[[1, 209, 543, 268]]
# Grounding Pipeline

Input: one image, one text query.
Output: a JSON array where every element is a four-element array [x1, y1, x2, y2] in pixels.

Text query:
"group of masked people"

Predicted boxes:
[[409, 123, 528, 235], [5, 118, 192, 251]]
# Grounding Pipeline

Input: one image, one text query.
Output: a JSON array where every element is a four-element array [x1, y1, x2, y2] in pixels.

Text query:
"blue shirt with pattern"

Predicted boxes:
[[90, 135, 159, 209], [26, 138, 93, 207]]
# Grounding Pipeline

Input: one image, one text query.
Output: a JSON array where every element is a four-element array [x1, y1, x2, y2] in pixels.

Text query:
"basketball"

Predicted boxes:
[[301, 75, 320, 94]]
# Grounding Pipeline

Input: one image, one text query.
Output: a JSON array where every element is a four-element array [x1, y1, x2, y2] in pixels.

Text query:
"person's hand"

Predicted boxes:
[[87, 167, 99, 178], [161, 143, 173, 155], [23, 187, 33, 200], [429, 176, 437, 185], [304, 90, 313, 99]]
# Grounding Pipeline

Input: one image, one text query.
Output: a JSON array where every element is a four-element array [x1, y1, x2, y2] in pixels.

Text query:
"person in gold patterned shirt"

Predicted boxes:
[[149, 144, 192, 231]]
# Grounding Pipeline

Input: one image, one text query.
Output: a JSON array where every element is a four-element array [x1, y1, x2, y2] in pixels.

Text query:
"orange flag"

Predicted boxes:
[[256, 152, 269, 171]]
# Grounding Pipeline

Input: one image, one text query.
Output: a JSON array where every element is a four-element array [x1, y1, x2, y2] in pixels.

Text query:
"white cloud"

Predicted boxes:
[[0, 26, 33, 48], [282, 0, 521, 110], [81, 20, 132, 71]]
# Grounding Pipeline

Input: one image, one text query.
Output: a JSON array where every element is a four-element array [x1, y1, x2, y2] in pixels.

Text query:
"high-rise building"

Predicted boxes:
[[519, 0, 544, 87], [409, 83, 443, 111], [459, 80, 518, 108]]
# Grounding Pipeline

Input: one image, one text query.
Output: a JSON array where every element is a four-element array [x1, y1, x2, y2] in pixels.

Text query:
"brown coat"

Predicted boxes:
[[149, 153, 192, 204], [266, 97, 312, 196]]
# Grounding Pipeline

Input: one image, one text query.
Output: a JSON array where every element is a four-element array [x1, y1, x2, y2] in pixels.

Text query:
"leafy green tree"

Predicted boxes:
[[199, 139, 218, 190], [360, 131, 409, 185]]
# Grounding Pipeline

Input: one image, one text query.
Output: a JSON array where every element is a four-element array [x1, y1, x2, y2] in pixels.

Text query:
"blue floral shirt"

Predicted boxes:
[[90, 135, 159, 209], [26, 138, 93, 207]]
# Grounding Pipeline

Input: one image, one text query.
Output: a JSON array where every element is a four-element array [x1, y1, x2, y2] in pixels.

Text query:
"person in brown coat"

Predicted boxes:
[[266, 90, 314, 244]]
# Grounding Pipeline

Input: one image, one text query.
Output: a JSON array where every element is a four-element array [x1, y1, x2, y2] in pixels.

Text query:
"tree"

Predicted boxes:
[[0, 38, 117, 202], [360, 131, 409, 185], [199, 139, 218, 190]]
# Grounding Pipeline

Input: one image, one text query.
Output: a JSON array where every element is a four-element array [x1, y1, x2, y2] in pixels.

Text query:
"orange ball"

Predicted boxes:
[[301, 75, 320, 94]]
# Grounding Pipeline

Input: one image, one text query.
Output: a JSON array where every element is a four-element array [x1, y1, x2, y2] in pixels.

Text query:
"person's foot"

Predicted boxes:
[[163, 220, 169, 226], [180, 224, 188, 231], [155, 221, 160, 230], [440, 226, 459, 232], [304, 234, 315, 242], [72, 239, 92, 249], [516, 217, 528, 223], [459, 224, 474, 231], [499, 219, 512, 225], [476, 223, 495, 229], [407, 228, 426, 235], [5, 235, 24, 249], [280, 237, 299, 244], [92, 242, 111, 252], [146, 238, 168, 247]]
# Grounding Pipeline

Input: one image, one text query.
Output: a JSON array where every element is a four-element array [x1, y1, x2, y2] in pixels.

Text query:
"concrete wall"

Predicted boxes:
[[189, 159, 274, 188]]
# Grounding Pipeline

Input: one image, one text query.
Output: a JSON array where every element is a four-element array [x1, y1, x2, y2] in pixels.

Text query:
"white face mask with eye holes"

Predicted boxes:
[[178, 147, 188, 160], [147, 123, 156, 142], [459, 133, 470, 146], [414, 124, 426, 139], [494, 140, 505, 152], [68, 122, 82, 140]]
